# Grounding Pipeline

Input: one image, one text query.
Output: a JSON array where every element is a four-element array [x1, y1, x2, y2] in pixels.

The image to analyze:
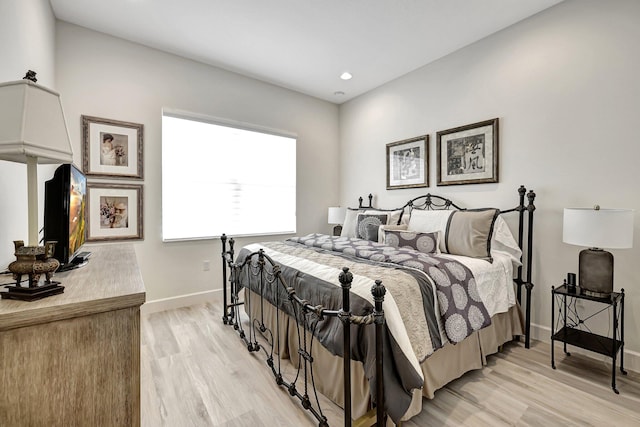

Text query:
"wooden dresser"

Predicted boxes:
[[0, 244, 146, 426]]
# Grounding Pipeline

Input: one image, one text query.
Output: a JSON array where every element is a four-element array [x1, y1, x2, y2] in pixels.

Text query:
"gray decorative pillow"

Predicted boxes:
[[444, 208, 500, 261], [356, 213, 389, 241], [364, 209, 406, 225], [384, 230, 440, 254]]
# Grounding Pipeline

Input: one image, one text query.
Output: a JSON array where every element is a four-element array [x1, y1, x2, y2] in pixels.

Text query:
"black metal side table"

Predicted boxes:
[[551, 284, 626, 393]]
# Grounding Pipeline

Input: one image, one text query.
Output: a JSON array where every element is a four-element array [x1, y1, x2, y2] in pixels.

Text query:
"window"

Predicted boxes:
[[162, 112, 296, 241]]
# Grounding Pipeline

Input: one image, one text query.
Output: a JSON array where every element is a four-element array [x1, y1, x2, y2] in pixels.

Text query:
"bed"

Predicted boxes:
[[220, 185, 536, 426]]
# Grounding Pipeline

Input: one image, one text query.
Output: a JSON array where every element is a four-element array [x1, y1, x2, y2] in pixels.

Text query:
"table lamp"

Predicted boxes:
[[328, 206, 346, 236], [563, 206, 634, 297], [0, 72, 74, 300]]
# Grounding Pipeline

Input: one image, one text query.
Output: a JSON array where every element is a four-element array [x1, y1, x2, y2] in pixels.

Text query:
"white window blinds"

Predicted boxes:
[[162, 113, 296, 241]]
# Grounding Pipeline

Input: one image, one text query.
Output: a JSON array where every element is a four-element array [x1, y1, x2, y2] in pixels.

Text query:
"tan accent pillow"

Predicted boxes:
[[445, 209, 500, 261]]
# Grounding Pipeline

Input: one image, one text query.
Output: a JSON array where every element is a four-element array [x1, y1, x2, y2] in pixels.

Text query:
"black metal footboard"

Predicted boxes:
[[221, 235, 386, 427]]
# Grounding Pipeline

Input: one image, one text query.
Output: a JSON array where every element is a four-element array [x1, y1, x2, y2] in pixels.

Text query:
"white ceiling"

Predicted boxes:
[[50, 0, 563, 104]]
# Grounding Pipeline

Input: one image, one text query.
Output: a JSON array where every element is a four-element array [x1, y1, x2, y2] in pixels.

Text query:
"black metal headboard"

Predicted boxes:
[[397, 193, 464, 223], [356, 185, 536, 348]]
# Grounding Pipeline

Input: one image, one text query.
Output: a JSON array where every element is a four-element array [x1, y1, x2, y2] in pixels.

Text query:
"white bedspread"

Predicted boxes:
[[440, 252, 517, 318]]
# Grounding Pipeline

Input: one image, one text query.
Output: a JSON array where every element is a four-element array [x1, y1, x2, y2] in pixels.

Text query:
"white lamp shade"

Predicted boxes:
[[0, 80, 73, 164], [563, 208, 634, 249], [328, 207, 346, 225]]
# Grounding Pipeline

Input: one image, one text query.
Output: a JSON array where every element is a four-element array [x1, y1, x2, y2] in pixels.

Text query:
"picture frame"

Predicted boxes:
[[86, 183, 143, 242], [436, 118, 499, 186], [386, 135, 429, 189], [82, 115, 144, 179]]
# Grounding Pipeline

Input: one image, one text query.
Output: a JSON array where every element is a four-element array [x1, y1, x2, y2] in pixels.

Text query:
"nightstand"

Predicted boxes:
[[551, 284, 626, 393]]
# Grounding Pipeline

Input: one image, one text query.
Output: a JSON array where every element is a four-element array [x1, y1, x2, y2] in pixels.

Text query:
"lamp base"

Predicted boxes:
[[579, 248, 613, 298], [332, 225, 342, 237]]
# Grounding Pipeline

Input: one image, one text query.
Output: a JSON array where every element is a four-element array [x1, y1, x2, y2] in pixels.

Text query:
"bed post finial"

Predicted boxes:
[[371, 280, 386, 307], [518, 184, 526, 197], [517, 185, 526, 213], [339, 267, 353, 290], [527, 190, 536, 211]]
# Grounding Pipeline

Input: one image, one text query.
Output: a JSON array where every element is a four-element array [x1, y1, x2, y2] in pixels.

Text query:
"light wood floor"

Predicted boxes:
[[141, 299, 640, 427]]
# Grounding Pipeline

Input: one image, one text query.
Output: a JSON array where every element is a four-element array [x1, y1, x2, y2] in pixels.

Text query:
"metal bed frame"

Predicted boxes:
[[221, 240, 387, 427], [219, 185, 536, 426]]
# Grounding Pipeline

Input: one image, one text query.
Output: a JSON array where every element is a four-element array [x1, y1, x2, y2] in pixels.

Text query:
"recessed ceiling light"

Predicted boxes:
[[334, 91, 345, 96], [340, 72, 353, 80]]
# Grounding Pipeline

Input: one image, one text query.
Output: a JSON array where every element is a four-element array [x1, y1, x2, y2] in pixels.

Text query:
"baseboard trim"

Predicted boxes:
[[531, 322, 640, 375], [141, 289, 222, 316]]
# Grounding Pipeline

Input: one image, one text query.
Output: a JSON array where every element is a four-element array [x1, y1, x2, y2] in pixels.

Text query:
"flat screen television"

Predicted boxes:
[[44, 163, 89, 270]]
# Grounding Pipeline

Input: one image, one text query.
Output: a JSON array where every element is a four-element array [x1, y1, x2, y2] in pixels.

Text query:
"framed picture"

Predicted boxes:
[[86, 183, 143, 241], [386, 135, 429, 189], [82, 115, 144, 179], [436, 118, 499, 186]]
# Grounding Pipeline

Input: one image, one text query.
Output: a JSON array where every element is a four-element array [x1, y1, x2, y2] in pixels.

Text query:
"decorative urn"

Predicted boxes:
[[8, 240, 60, 287]]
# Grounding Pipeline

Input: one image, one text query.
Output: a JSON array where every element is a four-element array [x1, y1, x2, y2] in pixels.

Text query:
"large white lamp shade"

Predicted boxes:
[[563, 208, 634, 249], [0, 79, 74, 246]]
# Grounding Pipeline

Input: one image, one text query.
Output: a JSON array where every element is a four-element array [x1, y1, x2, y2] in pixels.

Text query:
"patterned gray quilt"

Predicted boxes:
[[236, 234, 491, 423], [290, 234, 491, 344]]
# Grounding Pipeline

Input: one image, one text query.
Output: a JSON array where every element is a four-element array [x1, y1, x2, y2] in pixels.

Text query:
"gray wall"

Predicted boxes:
[[53, 22, 340, 301], [339, 0, 640, 367], [1, 5, 339, 303]]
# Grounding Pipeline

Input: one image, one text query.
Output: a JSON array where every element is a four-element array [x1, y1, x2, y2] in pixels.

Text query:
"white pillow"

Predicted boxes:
[[340, 208, 364, 238], [491, 215, 522, 268], [407, 209, 453, 252]]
